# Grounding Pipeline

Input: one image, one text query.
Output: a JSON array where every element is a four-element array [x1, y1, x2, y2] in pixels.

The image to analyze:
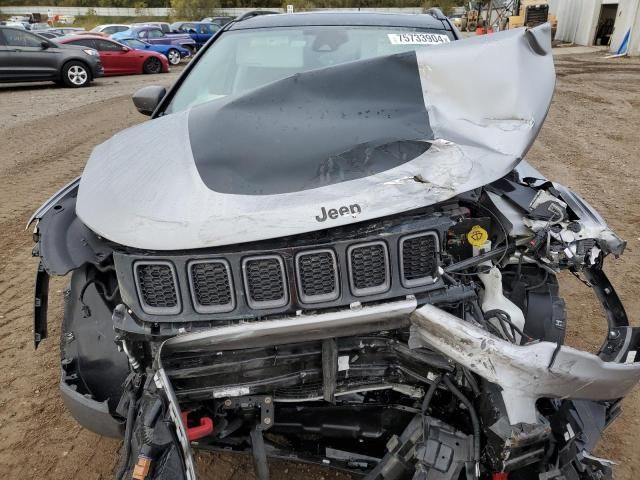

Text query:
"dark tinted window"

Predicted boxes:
[[3, 28, 43, 47], [94, 39, 123, 51], [67, 38, 96, 49]]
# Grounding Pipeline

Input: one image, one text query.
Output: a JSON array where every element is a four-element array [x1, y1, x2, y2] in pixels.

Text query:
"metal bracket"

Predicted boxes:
[[222, 395, 274, 431]]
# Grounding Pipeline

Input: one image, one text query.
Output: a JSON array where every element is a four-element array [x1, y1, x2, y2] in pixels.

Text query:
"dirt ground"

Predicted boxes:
[[0, 52, 639, 479]]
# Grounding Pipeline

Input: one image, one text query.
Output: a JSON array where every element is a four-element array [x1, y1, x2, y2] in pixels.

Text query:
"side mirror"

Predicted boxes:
[[121, 45, 130, 52], [41, 41, 50, 49], [132, 85, 166, 116]]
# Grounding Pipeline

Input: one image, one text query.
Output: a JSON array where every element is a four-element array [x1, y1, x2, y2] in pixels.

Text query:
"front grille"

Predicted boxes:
[[296, 249, 339, 303], [135, 261, 180, 314], [120, 225, 444, 322], [189, 260, 234, 313], [400, 232, 439, 287], [243, 255, 288, 309], [348, 241, 390, 296]]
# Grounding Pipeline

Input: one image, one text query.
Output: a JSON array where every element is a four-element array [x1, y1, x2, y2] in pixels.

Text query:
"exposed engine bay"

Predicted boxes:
[[30, 165, 640, 480], [28, 22, 640, 480]]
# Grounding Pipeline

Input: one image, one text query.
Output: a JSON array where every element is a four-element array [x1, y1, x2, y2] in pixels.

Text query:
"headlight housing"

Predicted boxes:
[[83, 49, 99, 57]]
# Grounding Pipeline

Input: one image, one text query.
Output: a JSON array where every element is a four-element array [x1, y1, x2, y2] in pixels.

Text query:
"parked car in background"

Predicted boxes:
[[201, 16, 233, 27], [74, 30, 109, 38], [117, 37, 189, 65], [0, 26, 103, 87], [131, 21, 171, 33], [29, 23, 51, 31], [47, 27, 85, 35], [111, 26, 196, 54], [2, 22, 27, 29], [35, 31, 64, 39], [56, 35, 168, 75], [169, 21, 219, 48], [91, 24, 130, 36]]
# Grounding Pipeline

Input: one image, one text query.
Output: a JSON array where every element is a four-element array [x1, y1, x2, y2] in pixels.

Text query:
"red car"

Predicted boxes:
[[56, 35, 169, 76]]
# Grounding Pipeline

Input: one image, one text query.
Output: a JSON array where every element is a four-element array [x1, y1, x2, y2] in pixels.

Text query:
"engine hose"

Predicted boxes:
[[115, 390, 138, 480], [421, 375, 442, 413], [442, 375, 481, 477]]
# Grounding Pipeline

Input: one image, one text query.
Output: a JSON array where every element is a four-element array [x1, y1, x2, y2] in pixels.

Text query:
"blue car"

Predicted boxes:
[[169, 21, 220, 49], [116, 37, 190, 65]]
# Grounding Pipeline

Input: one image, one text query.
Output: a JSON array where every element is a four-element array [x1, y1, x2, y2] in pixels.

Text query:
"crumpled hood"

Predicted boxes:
[[77, 24, 554, 250]]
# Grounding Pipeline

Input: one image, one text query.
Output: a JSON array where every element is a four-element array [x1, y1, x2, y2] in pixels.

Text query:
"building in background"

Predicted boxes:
[[548, 0, 640, 55]]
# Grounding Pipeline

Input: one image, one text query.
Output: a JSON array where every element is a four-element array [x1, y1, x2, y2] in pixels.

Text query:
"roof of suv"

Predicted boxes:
[[227, 12, 451, 31]]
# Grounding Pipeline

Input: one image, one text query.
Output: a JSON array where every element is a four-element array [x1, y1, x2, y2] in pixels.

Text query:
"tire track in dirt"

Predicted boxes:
[[0, 93, 145, 479]]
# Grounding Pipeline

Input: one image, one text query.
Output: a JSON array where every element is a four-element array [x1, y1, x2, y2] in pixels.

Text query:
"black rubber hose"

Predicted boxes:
[[421, 375, 442, 413], [442, 375, 481, 466], [116, 390, 138, 480]]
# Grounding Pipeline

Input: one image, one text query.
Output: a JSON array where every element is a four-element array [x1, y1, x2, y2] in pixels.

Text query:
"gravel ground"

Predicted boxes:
[[0, 53, 639, 479]]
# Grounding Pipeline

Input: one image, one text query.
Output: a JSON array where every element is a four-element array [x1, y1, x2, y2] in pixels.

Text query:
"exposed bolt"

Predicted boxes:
[[604, 287, 611, 295], [264, 397, 272, 404], [224, 399, 232, 407], [263, 417, 271, 425], [609, 330, 620, 339], [64, 332, 74, 341]]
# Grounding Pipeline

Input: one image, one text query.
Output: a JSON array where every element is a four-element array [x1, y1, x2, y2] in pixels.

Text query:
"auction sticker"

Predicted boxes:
[[388, 33, 451, 45]]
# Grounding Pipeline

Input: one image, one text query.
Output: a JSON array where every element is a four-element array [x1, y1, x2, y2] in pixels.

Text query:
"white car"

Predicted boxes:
[[3, 22, 27, 29], [90, 24, 130, 35]]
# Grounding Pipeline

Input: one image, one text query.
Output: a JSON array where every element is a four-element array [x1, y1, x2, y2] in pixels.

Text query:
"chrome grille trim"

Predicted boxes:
[[134, 260, 181, 315], [188, 259, 235, 314], [347, 240, 390, 297], [399, 232, 439, 288], [295, 249, 340, 304], [242, 255, 288, 309]]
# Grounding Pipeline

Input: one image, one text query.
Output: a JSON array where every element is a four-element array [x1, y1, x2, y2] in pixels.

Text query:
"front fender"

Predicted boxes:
[[30, 178, 112, 276]]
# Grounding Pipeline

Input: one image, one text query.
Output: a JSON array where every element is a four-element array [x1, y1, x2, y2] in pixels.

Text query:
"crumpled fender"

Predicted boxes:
[[28, 177, 112, 276]]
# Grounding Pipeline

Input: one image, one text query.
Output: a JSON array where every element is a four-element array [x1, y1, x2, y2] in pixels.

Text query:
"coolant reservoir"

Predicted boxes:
[[475, 241, 526, 344]]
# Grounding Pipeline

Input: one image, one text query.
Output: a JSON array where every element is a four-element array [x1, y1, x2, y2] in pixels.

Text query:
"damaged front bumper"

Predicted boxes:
[[152, 268, 640, 480]]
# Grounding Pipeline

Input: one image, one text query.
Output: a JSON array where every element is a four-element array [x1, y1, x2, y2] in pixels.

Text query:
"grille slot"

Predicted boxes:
[[347, 241, 390, 296], [296, 249, 339, 303], [188, 260, 235, 313], [242, 255, 288, 309], [400, 232, 439, 288], [134, 261, 180, 314]]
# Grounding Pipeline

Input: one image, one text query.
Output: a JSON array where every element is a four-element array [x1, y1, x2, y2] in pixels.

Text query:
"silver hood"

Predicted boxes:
[[77, 24, 554, 250]]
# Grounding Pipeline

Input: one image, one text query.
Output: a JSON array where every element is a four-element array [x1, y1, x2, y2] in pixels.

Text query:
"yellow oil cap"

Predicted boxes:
[[467, 225, 489, 246]]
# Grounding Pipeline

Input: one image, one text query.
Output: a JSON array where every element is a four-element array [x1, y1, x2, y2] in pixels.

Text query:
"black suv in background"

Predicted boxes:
[[0, 26, 103, 87]]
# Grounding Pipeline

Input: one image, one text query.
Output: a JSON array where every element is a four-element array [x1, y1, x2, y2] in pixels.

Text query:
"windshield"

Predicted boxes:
[[166, 25, 453, 114], [123, 38, 146, 48]]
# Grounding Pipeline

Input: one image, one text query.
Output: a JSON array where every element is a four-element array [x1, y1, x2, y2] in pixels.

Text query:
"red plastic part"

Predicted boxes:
[[493, 473, 509, 480], [180, 411, 215, 441]]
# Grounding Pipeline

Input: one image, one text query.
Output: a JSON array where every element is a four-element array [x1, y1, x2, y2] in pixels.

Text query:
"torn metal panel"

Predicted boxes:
[[76, 25, 555, 250], [409, 303, 640, 425]]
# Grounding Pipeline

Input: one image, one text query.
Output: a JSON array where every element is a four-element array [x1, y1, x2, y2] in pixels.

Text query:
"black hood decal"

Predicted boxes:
[[188, 51, 432, 196]]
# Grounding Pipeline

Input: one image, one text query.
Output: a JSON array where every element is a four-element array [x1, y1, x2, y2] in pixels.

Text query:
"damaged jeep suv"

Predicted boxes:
[[29, 11, 640, 480]]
